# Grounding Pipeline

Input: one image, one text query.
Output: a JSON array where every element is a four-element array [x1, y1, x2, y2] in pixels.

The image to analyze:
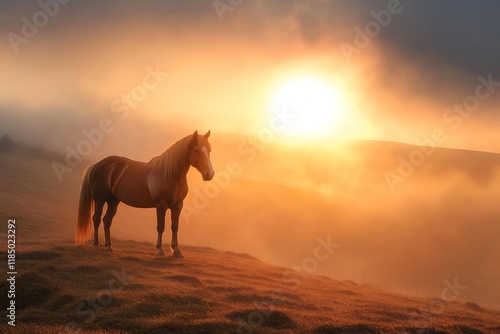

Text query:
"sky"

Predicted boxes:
[[1, 0, 500, 159]]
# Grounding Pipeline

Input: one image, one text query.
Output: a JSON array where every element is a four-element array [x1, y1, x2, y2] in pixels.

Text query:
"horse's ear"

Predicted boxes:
[[191, 131, 198, 147], [204, 130, 211, 139]]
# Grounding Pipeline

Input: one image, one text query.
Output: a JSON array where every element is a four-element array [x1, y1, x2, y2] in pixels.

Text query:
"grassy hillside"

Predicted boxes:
[[0, 240, 499, 334]]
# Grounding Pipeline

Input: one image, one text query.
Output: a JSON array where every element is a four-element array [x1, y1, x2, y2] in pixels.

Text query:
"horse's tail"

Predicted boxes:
[[75, 164, 94, 244]]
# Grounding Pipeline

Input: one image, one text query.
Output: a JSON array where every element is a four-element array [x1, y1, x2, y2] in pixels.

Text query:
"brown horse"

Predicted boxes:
[[75, 130, 214, 256]]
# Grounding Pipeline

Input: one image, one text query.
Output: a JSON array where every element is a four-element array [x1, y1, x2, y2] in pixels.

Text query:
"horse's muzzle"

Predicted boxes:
[[203, 171, 214, 181]]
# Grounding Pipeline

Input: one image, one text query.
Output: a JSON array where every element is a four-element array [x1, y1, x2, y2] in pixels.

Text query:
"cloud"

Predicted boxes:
[[1, 0, 500, 154]]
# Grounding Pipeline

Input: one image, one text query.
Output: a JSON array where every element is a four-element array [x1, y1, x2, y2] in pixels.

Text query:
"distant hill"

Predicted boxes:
[[0, 134, 64, 162]]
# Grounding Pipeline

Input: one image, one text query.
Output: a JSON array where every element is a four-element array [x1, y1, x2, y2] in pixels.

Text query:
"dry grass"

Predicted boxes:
[[0, 240, 499, 333]]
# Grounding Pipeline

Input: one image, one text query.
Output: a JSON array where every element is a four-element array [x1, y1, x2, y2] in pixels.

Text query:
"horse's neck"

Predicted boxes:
[[169, 144, 191, 180], [149, 142, 191, 181], [172, 163, 190, 181]]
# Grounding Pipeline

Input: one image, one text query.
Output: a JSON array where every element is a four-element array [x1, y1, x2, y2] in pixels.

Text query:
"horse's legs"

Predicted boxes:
[[93, 200, 105, 247], [170, 202, 183, 257], [103, 196, 119, 251], [156, 206, 167, 255]]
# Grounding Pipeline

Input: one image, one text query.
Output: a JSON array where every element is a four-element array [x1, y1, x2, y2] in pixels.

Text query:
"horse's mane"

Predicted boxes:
[[147, 134, 192, 179]]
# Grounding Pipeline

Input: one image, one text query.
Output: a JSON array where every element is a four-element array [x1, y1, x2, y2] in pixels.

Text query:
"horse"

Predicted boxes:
[[75, 130, 214, 256]]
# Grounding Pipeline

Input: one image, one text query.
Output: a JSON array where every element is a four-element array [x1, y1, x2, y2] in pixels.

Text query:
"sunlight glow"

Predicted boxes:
[[272, 77, 347, 138]]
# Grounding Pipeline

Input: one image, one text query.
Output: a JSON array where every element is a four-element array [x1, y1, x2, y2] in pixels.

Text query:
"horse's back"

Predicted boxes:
[[89, 156, 154, 207], [91, 156, 139, 182]]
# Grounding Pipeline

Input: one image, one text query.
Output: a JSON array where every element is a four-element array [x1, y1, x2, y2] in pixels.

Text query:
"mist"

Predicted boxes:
[[2, 0, 500, 155], [85, 134, 498, 310]]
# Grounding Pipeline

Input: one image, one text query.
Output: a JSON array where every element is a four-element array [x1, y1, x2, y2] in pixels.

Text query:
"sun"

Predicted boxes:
[[271, 77, 347, 138]]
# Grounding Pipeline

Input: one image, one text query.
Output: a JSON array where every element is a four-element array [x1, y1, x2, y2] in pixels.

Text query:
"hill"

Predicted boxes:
[[0, 240, 499, 334], [0, 134, 65, 162]]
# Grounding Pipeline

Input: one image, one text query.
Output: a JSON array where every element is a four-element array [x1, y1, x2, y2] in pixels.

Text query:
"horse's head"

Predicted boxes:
[[189, 130, 214, 181]]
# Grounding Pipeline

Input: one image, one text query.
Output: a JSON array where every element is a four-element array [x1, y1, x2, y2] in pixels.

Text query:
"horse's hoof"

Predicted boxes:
[[105, 246, 113, 252], [93, 244, 99, 249], [171, 248, 183, 258], [157, 248, 165, 256]]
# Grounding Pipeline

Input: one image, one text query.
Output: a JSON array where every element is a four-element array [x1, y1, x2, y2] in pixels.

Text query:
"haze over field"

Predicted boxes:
[[1, 0, 500, 332]]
